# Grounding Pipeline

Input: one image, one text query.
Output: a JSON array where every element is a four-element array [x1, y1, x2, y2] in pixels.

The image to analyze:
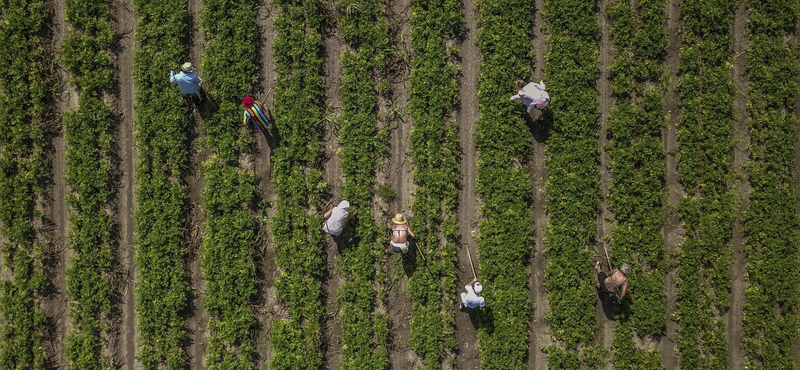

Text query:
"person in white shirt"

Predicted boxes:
[[510, 80, 550, 112], [459, 278, 485, 310], [322, 200, 355, 236]]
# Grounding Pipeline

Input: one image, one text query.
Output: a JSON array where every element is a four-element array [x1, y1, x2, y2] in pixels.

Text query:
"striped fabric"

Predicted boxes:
[[243, 100, 272, 131]]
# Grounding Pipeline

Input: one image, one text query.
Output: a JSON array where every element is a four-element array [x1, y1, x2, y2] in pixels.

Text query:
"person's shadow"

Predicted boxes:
[[596, 289, 616, 320], [521, 106, 552, 144], [459, 305, 481, 329]]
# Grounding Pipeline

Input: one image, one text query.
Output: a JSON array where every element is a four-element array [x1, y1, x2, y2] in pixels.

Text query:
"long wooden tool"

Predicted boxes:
[[602, 242, 613, 271], [466, 247, 477, 280]]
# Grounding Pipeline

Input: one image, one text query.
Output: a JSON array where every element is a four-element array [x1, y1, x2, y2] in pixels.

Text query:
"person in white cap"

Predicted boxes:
[[170, 62, 203, 102], [387, 213, 415, 254], [510, 80, 550, 112], [322, 200, 355, 236], [459, 278, 485, 310]]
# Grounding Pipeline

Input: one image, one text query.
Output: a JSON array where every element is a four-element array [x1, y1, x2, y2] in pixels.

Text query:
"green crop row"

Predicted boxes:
[[675, 0, 739, 368], [337, 0, 391, 368], [742, 1, 800, 369], [267, 0, 327, 367], [0, 0, 51, 368], [199, 0, 260, 368], [61, 0, 116, 368], [606, 0, 667, 368], [407, 0, 463, 366], [131, 0, 192, 368], [541, 0, 602, 367], [473, 0, 533, 367]]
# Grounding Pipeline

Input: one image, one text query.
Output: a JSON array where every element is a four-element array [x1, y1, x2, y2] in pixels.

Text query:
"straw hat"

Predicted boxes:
[[391, 213, 406, 224], [181, 62, 194, 73]]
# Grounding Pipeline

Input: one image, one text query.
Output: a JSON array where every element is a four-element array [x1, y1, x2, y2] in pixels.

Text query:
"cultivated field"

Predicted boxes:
[[0, 0, 799, 369]]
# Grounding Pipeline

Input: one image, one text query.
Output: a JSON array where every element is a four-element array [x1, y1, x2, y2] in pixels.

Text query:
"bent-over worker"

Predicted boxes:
[[323, 200, 355, 236], [387, 213, 415, 254], [510, 80, 550, 112], [459, 278, 485, 310], [242, 96, 275, 141], [594, 261, 630, 300], [170, 62, 203, 102]]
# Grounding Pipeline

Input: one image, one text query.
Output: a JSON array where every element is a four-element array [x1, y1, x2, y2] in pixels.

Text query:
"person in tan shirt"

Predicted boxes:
[[594, 261, 630, 300]]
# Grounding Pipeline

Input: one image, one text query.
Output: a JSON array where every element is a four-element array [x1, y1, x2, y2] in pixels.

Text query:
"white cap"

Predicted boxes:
[[474, 282, 482, 295]]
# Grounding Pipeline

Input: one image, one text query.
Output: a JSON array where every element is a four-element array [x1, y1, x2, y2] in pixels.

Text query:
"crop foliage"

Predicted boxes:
[[742, 1, 800, 369], [541, 0, 602, 367], [200, 0, 261, 367], [407, 0, 463, 366], [61, 0, 117, 367], [267, 0, 327, 368], [474, 0, 534, 367], [0, 0, 52, 368], [675, 0, 739, 368], [606, 0, 668, 368], [131, 0, 192, 368]]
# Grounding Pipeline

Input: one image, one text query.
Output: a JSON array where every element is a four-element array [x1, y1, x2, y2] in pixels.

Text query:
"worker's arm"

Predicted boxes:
[[347, 212, 356, 219], [243, 111, 249, 126], [169, 70, 177, 84], [406, 225, 415, 238], [535, 80, 546, 90], [323, 209, 332, 219], [195, 74, 202, 86], [470, 277, 478, 285], [618, 282, 628, 301], [510, 93, 521, 101]]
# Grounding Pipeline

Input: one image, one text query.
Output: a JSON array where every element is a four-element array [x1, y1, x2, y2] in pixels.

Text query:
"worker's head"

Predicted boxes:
[[181, 62, 194, 73], [242, 96, 255, 108], [621, 263, 631, 275], [474, 282, 482, 295], [515, 79, 526, 90], [391, 213, 406, 225], [337, 200, 350, 211]]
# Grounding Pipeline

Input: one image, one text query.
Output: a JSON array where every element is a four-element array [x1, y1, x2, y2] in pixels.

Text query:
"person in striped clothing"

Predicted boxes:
[[242, 96, 275, 140]]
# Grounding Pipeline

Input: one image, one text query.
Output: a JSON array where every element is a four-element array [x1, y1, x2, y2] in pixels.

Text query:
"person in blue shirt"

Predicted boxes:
[[169, 62, 203, 102]]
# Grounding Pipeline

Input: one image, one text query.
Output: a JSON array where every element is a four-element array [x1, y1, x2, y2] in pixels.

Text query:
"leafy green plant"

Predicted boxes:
[[336, 0, 392, 368], [61, 0, 117, 368], [267, 0, 327, 367], [0, 0, 52, 368], [199, 0, 261, 368], [131, 0, 192, 368], [474, 0, 534, 367], [406, 0, 464, 366], [541, 0, 600, 367], [742, 1, 800, 369], [606, 0, 668, 368], [675, 0, 739, 368]]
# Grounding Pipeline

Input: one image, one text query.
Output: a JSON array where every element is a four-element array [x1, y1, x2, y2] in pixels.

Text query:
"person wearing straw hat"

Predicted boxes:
[[459, 278, 485, 310], [510, 80, 550, 112], [387, 213, 415, 254], [323, 200, 355, 236], [169, 62, 203, 102], [594, 261, 630, 300], [242, 95, 275, 141]]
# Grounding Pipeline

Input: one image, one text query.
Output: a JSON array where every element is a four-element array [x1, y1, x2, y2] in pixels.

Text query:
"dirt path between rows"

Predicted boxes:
[[321, 11, 345, 369], [254, 3, 278, 369], [112, 0, 139, 367], [42, 0, 72, 366], [453, 0, 482, 367], [595, 0, 616, 362], [727, 1, 751, 368], [661, 0, 683, 367], [527, 0, 551, 368], [185, 0, 209, 368], [383, 0, 416, 366]]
